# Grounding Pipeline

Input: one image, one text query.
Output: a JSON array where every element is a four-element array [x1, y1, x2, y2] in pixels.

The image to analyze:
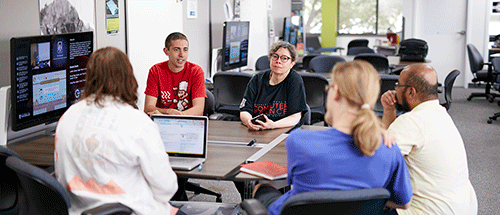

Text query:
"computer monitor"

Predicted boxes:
[[283, 16, 305, 53], [10, 31, 93, 131], [221, 21, 249, 71]]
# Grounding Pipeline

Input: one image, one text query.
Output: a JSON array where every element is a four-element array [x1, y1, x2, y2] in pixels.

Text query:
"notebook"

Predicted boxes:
[[151, 114, 208, 171]]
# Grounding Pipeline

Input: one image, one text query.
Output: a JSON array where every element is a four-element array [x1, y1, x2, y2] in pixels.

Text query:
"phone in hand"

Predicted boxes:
[[251, 113, 267, 124]]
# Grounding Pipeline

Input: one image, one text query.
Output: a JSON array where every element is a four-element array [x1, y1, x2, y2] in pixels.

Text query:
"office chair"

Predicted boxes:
[[204, 90, 215, 117], [347, 39, 369, 50], [306, 34, 344, 55], [347, 46, 375, 56], [4, 156, 132, 215], [301, 53, 320, 71], [255, 55, 271, 71], [440, 70, 460, 111], [308, 55, 346, 73], [375, 74, 400, 117], [466, 44, 500, 102], [354, 53, 390, 74], [300, 73, 329, 125], [0, 146, 21, 214], [212, 71, 253, 119], [240, 188, 391, 215]]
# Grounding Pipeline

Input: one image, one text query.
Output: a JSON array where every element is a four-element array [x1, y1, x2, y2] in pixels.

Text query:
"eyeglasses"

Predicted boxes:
[[271, 54, 291, 63], [394, 82, 411, 88]]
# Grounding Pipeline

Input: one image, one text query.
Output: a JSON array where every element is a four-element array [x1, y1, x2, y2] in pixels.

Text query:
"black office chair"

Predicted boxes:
[[306, 34, 344, 55], [0, 146, 21, 214], [204, 89, 216, 117], [354, 53, 390, 74], [347, 39, 369, 50], [440, 70, 460, 111], [241, 188, 391, 215], [301, 54, 320, 71], [4, 156, 132, 215], [374, 74, 401, 117], [308, 55, 346, 73], [255, 55, 270, 71], [347, 47, 375, 56], [300, 73, 329, 125], [466, 44, 500, 102], [212, 71, 253, 119]]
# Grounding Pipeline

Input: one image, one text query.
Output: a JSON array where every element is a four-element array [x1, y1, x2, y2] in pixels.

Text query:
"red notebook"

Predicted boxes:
[[240, 161, 287, 180]]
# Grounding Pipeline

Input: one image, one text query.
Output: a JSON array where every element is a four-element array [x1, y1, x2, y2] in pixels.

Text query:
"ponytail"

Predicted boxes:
[[352, 107, 383, 157]]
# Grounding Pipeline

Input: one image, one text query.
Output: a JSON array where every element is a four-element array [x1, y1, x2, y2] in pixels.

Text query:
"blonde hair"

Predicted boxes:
[[330, 61, 382, 156]]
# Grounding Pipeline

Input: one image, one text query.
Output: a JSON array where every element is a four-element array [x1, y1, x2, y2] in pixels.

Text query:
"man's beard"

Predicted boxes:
[[396, 92, 411, 112]]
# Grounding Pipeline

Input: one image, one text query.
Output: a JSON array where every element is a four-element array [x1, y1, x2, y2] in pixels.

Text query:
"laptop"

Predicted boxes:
[[151, 115, 208, 171]]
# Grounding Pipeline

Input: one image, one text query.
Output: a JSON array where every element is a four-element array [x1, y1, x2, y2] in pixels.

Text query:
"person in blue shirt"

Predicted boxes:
[[252, 61, 413, 215]]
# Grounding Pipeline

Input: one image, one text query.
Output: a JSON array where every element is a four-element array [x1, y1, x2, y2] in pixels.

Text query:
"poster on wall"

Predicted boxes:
[[106, 0, 119, 34], [187, 0, 197, 19], [494, 1, 500, 13], [39, 0, 95, 35]]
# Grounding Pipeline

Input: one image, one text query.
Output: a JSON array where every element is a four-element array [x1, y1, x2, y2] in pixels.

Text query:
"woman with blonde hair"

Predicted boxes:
[[252, 61, 413, 215]]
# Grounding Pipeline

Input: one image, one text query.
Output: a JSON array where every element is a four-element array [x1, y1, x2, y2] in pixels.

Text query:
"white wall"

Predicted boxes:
[[127, 0, 183, 111]]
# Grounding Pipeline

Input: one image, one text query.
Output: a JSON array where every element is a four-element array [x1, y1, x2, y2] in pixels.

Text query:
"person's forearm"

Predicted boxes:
[[180, 106, 204, 116], [273, 113, 301, 129], [240, 111, 253, 127], [385, 199, 411, 209]]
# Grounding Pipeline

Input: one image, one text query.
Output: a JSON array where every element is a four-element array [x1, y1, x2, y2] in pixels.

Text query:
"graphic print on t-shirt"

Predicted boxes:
[[160, 80, 190, 111], [253, 101, 288, 120]]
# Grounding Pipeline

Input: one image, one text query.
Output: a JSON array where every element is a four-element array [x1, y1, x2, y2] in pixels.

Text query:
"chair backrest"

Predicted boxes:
[[354, 53, 390, 74], [347, 46, 375, 56], [0, 146, 21, 213], [347, 39, 369, 49], [212, 71, 253, 115], [302, 54, 320, 70], [300, 73, 329, 110], [5, 156, 71, 215], [204, 90, 216, 116], [374, 74, 399, 114], [309, 55, 346, 73], [467, 44, 485, 73], [280, 188, 390, 215], [255, 55, 270, 71], [442, 70, 461, 110]]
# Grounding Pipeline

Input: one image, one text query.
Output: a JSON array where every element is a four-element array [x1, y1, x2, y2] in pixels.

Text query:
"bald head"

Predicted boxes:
[[401, 64, 439, 100]]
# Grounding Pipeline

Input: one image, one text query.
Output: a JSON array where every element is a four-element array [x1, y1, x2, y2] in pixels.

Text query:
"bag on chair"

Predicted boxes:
[[399, 38, 428, 62]]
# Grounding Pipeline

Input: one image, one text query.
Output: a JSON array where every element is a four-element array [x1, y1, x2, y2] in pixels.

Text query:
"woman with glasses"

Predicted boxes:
[[239, 41, 308, 130]]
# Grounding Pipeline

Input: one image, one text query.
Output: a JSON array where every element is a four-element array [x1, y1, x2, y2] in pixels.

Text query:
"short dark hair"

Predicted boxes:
[[405, 69, 438, 99], [83, 47, 138, 109], [165, 32, 188, 49], [268, 41, 298, 63]]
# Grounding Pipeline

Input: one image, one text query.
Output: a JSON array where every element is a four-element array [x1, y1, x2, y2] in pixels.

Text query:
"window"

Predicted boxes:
[[338, 0, 402, 35], [303, 0, 322, 34]]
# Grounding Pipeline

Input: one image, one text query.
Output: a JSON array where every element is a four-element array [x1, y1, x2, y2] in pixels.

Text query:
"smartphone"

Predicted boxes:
[[251, 113, 267, 124]]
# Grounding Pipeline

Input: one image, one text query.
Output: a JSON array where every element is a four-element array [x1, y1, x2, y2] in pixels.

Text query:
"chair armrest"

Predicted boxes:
[[81, 203, 133, 215], [240, 199, 269, 215]]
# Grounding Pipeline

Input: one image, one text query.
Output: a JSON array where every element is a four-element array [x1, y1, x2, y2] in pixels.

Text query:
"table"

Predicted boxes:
[[208, 120, 290, 145]]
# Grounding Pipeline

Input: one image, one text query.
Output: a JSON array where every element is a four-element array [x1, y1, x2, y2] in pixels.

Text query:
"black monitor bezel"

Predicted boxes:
[[10, 31, 93, 131], [221, 21, 250, 71]]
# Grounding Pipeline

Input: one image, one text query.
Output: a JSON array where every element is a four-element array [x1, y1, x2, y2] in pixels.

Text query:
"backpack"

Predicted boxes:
[[399, 38, 428, 62]]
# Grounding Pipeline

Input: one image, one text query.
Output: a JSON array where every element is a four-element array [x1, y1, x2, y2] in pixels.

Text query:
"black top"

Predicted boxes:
[[240, 69, 308, 122]]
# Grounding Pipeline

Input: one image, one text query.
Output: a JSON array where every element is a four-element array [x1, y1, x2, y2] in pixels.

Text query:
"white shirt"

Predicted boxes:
[[389, 100, 477, 215], [55, 97, 177, 215]]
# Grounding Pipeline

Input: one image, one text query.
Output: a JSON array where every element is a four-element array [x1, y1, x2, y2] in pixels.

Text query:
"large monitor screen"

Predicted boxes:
[[222, 21, 249, 71], [10, 32, 93, 131]]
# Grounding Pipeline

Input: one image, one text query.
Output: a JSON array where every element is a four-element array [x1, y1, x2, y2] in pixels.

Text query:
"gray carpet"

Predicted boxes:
[[186, 87, 500, 214]]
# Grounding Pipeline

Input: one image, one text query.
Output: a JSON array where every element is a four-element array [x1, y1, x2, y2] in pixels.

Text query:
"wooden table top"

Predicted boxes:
[[207, 120, 291, 144]]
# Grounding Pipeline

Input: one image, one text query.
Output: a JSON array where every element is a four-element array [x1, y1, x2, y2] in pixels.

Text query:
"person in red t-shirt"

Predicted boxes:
[[144, 32, 206, 116]]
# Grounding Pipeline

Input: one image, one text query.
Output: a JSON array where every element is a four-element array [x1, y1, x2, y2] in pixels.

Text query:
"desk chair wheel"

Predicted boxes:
[[488, 119, 493, 124], [497, 101, 500, 106], [467, 96, 472, 101], [489, 97, 495, 103]]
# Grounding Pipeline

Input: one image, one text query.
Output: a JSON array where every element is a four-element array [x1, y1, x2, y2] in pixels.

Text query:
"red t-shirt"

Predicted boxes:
[[144, 61, 206, 111]]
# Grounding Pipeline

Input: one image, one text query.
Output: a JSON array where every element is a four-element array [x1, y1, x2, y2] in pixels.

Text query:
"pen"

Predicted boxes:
[[247, 138, 256, 146], [198, 163, 203, 171]]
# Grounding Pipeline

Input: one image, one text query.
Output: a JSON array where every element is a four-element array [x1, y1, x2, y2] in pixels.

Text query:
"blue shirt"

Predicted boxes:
[[268, 128, 413, 215]]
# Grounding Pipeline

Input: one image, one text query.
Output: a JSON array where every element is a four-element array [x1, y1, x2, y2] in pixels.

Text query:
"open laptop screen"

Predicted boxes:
[[151, 115, 208, 158]]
